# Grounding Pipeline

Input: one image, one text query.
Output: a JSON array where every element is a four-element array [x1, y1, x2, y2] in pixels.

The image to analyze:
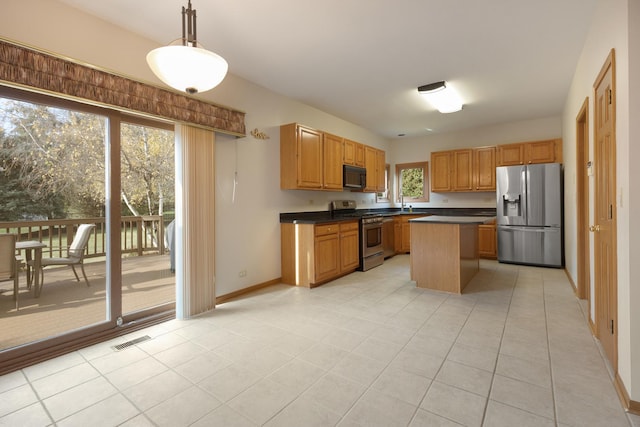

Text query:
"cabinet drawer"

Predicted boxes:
[[339, 221, 359, 232], [315, 224, 339, 236]]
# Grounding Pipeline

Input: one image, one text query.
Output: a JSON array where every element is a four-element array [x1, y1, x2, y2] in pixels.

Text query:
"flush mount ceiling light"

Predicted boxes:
[[146, 1, 228, 94], [418, 81, 463, 113]]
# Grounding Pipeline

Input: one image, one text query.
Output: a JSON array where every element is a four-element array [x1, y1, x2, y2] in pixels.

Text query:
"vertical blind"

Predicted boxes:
[[178, 124, 216, 316]]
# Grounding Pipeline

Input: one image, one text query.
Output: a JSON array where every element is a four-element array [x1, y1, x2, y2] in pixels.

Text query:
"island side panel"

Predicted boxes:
[[281, 223, 315, 287], [458, 223, 480, 292], [410, 222, 462, 293]]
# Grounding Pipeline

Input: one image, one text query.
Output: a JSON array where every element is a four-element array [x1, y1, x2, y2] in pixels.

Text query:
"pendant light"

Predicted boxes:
[[147, 1, 228, 94]]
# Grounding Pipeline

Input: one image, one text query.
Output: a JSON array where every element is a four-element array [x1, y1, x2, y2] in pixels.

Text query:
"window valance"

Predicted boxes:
[[0, 39, 245, 136]]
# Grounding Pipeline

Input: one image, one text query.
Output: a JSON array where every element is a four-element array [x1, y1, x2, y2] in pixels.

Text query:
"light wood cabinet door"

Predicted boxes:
[[339, 222, 360, 272], [314, 227, 340, 282], [354, 143, 365, 167], [394, 217, 402, 253], [343, 139, 356, 165], [526, 140, 556, 164], [280, 123, 323, 189], [345, 139, 366, 167], [452, 149, 473, 191], [497, 143, 525, 166], [296, 125, 323, 188], [364, 146, 377, 192], [478, 224, 497, 259], [376, 149, 386, 192], [431, 151, 452, 192], [323, 133, 344, 190], [398, 215, 423, 253], [474, 146, 496, 191]]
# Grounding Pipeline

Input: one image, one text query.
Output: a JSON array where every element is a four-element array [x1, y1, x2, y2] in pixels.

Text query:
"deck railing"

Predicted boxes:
[[0, 216, 166, 259]]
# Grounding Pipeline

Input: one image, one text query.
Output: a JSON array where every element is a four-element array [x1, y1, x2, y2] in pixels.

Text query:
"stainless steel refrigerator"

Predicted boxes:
[[496, 163, 563, 267]]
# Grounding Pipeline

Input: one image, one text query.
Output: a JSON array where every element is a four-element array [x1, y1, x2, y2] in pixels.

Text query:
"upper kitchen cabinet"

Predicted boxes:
[[280, 123, 343, 190], [452, 149, 474, 191], [431, 150, 453, 192], [431, 146, 496, 192], [344, 139, 365, 167], [497, 139, 562, 166], [364, 146, 386, 192], [474, 146, 497, 191], [323, 132, 345, 190]]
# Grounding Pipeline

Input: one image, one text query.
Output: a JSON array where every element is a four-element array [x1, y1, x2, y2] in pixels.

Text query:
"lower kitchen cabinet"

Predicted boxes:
[[281, 221, 360, 287], [314, 225, 340, 282], [394, 215, 426, 253], [478, 222, 497, 259], [339, 221, 360, 272]]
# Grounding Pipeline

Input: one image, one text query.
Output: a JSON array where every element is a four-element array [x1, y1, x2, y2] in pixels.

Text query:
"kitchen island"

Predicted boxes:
[[409, 216, 495, 293]]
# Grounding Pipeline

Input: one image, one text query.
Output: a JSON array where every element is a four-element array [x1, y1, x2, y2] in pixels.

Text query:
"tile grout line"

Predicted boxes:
[[478, 265, 518, 427], [542, 274, 560, 427]]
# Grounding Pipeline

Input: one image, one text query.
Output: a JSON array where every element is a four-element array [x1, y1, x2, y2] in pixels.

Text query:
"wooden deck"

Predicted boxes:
[[0, 254, 175, 350]]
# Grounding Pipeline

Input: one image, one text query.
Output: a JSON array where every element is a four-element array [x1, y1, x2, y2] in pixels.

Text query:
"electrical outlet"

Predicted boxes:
[[308, 199, 314, 205], [442, 199, 449, 203], [238, 270, 247, 277]]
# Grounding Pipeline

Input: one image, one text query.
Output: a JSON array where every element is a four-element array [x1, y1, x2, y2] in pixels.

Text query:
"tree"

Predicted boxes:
[[120, 123, 174, 217], [0, 98, 174, 222], [400, 167, 424, 198]]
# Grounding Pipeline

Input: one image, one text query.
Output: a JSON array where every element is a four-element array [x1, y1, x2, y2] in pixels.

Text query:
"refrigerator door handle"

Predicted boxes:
[[521, 168, 528, 224], [500, 226, 559, 232]]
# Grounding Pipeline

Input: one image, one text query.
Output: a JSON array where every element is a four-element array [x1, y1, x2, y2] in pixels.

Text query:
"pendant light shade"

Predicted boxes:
[[146, 1, 228, 94]]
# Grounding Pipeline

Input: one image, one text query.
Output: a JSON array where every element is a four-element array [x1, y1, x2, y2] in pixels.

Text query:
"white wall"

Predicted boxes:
[[562, 0, 638, 400], [390, 116, 561, 208]]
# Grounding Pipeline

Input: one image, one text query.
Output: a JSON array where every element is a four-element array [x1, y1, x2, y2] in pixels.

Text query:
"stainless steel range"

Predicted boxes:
[[330, 200, 384, 271]]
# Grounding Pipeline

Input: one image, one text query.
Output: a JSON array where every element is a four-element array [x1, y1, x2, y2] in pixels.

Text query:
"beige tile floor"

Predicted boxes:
[[1, 255, 638, 426]]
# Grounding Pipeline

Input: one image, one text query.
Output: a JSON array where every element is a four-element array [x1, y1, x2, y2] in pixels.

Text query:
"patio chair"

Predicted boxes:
[[31, 224, 95, 296], [0, 234, 20, 310]]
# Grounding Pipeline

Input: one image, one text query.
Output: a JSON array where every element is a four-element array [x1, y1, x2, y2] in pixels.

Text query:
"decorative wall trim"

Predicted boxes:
[[614, 373, 640, 415], [564, 269, 578, 295], [0, 38, 245, 136]]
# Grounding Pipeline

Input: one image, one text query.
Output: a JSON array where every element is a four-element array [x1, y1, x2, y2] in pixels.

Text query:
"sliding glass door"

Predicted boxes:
[[0, 88, 176, 368]]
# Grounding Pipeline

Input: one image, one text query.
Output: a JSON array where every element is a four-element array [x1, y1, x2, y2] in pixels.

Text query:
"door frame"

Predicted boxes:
[[576, 98, 590, 304]]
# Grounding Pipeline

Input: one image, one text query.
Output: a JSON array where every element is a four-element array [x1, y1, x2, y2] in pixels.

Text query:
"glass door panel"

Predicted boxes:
[[0, 97, 108, 350], [120, 122, 175, 315]]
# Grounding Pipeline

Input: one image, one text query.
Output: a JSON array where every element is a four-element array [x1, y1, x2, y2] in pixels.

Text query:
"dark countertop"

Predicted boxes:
[[410, 215, 496, 224], [280, 207, 497, 224]]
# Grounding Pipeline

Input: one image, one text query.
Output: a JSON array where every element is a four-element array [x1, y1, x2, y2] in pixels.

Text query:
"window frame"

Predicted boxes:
[[395, 161, 430, 203]]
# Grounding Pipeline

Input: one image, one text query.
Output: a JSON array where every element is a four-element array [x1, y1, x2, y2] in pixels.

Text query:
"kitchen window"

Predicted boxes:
[[395, 162, 429, 203]]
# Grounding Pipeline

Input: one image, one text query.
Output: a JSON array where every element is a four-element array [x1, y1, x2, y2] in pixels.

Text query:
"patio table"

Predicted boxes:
[[16, 241, 47, 297]]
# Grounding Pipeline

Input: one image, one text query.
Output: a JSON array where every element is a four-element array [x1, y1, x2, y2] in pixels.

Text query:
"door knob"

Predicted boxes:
[[589, 225, 600, 232]]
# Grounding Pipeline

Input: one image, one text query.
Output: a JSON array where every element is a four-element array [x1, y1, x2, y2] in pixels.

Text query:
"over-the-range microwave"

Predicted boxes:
[[343, 165, 367, 190]]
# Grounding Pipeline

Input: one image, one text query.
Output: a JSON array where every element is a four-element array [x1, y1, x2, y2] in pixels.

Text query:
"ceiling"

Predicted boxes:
[[57, 0, 597, 139]]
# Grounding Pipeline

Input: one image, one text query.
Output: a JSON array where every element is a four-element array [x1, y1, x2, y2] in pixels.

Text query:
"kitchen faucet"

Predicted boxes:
[[400, 193, 405, 212]]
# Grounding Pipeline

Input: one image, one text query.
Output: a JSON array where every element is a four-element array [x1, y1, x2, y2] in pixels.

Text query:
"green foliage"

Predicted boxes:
[[0, 98, 175, 221], [400, 167, 424, 198]]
